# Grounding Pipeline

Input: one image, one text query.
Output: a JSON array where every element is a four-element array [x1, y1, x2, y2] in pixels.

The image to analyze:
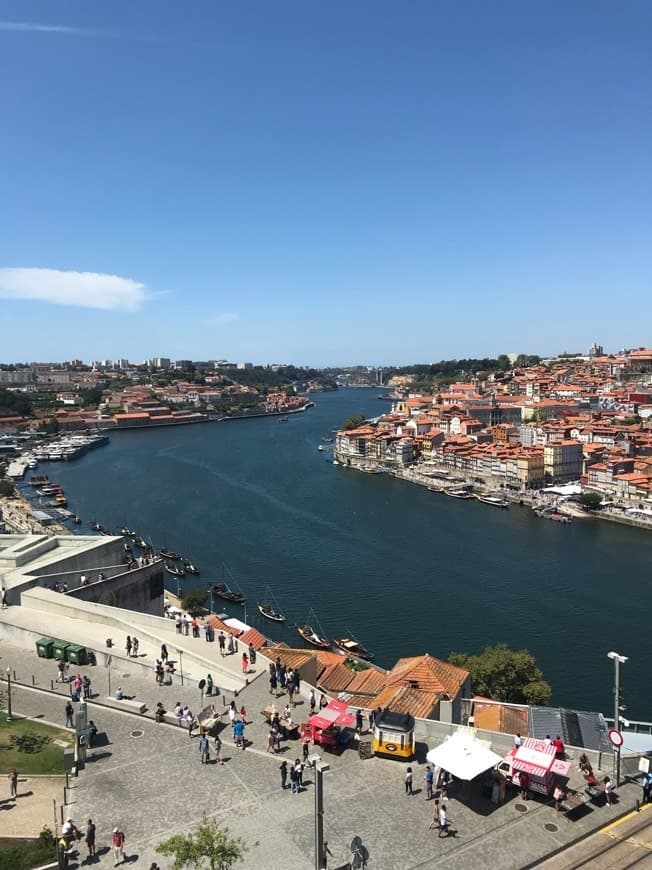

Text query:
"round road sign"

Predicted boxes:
[[608, 728, 624, 748]]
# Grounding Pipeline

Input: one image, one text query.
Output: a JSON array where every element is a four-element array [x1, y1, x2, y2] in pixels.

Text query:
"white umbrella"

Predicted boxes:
[[426, 730, 502, 781]]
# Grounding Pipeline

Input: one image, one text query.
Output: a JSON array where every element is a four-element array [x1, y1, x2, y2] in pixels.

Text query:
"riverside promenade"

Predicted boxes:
[[1, 639, 647, 870]]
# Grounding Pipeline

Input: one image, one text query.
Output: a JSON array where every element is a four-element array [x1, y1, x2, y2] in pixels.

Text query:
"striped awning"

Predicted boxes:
[[511, 738, 556, 778]]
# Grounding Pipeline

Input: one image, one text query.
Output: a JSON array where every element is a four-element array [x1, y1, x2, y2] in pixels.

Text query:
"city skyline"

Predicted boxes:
[[1, 1, 650, 363]]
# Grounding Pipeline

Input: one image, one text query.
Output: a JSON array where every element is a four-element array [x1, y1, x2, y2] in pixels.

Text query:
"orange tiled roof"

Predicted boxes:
[[472, 699, 529, 736], [373, 685, 441, 719], [345, 668, 388, 696], [239, 627, 268, 650], [317, 662, 356, 693], [261, 646, 316, 671], [386, 653, 469, 697]]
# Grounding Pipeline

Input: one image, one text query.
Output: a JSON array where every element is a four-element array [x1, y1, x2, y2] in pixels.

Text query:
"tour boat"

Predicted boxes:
[[445, 488, 474, 499], [478, 495, 509, 509], [332, 636, 374, 661]]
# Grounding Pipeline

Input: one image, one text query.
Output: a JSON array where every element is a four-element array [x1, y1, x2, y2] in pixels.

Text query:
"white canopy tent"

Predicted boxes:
[[426, 730, 503, 781]]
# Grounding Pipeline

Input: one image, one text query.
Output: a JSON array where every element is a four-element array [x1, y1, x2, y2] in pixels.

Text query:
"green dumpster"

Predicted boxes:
[[66, 644, 88, 666], [53, 640, 70, 661], [36, 637, 55, 659]]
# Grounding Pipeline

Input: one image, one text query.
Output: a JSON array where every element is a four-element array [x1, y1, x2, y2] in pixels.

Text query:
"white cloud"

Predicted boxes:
[[0, 21, 102, 35], [211, 312, 239, 325], [0, 268, 149, 312]]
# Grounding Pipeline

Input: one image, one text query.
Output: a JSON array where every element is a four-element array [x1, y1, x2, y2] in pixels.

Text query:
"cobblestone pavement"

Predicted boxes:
[[1, 642, 645, 869]]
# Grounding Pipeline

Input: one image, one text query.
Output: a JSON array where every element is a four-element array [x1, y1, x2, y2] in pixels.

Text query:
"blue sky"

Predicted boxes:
[[1, 1, 650, 365]]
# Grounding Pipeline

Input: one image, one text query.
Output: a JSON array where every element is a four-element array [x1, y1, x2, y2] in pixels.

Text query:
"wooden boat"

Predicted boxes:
[[212, 583, 246, 605], [298, 624, 331, 650], [332, 636, 374, 661], [72, 516, 82, 525], [29, 475, 50, 486], [258, 602, 286, 622], [165, 562, 185, 577], [183, 561, 200, 575], [159, 548, 181, 560]]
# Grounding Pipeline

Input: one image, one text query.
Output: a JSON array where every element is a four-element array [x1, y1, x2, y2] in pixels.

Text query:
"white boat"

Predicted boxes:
[[445, 488, 473, 499], [48, 449, 64, 461], [478, 495, 509, 509], [318, 445, 324, 451]]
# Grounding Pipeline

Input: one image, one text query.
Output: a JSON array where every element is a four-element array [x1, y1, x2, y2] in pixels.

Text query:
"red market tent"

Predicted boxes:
[[309, 699, 356, 731]]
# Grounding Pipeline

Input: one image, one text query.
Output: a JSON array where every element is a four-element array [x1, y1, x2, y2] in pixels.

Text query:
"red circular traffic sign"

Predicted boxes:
[[608, 728, 624, 748]]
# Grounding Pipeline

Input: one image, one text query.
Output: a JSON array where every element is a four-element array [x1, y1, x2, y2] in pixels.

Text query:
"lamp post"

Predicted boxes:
[[5, 667, 12, 722], [177, 649, 184, 686], [607, 651, 628, 786], [309, 754, 330, 870]]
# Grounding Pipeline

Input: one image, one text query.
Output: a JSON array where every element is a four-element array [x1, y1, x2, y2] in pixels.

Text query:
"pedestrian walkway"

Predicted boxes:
[[1, 638, 646, 870]]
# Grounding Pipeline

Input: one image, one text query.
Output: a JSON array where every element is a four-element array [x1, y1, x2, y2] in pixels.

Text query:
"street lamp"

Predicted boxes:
[[607, 651, 628, 786], [176, 649, 184, 686], [308, 754, 330, 870], [5, 667, 12, 722]]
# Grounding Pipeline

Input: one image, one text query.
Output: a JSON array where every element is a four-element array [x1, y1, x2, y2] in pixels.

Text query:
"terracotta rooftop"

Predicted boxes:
[[373, 685, 441, 720], [317, 662, 356, 693], [262, 646, 316, 671], [239, 627, 268, 651], [344, 668, 388, 696], [472, 699, 529, 736], [386, 654, 469, 697]]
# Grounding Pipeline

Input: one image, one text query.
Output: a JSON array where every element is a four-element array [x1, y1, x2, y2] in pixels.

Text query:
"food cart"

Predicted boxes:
[[300, 700, 355, 753], [500, 737, 570, 796]]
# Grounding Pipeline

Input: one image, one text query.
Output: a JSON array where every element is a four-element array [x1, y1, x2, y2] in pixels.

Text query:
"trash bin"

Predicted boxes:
[[66, 644, 88, 666], [36, 637, 55, 658], [53, 640, 70, 661]]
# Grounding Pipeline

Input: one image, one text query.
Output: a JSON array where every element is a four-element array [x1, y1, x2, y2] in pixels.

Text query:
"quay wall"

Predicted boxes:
[[67, 562, 165, 616]]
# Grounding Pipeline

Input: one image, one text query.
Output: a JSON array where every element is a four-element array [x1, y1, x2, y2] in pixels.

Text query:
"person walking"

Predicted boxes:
[[65, 701, 74, 728], [160, 643, 168, 663], [112, 827, 126, 864], [425, 765, 434, 800], [213, 734, 223, 765], [280, 760, 288, 790], [248, 643, 256, 665], [233, 718, 245, 750], [241, 652, 249, 674], [438, 803, 450, 837], [269, 670, 278, 696], [85, 819, 96, 860], [355, 708, 363, 734], [125, 636, 132, 657], [227, 635, 234, 655], [132, 637, 139, 657], [295, 758, 304, 789], [309, 690, 317, 715], [290, 763, 299, 794], [206, 673, 213, 697], [218, 632, 226, 657], [82, 675, 91, 700], [302, 738, 310, 763], [323, 840, 334, 869], [428, 799, 441, 829], [57, 660, 66, 683], [8, 769, 18, 799], [604, 776, 614, 807], [405, 766, 413, 796], [199, 734, 210, 764], [267, 729, 276, 753]]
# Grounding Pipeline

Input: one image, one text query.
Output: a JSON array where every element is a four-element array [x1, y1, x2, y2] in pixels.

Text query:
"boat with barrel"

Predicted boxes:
[[257, 587, 286, 622], [165, 562, 185, 577], [298, 609, 330, 649], [183, 560, 200, 575], [332, 635, 374, 661], [213, 583, 246, 605]]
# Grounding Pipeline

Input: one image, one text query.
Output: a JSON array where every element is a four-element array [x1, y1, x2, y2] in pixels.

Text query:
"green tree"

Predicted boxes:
[[156, 818, 248, 870], [181, 590, 208, 615], [449, 643, 552, 705], [341, 413, 365, 431], [0, 479, 15, 498], [579, 491, 603, 510]]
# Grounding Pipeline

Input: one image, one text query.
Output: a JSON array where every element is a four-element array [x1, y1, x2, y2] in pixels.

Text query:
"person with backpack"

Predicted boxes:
[[198, 734, 210, 764]]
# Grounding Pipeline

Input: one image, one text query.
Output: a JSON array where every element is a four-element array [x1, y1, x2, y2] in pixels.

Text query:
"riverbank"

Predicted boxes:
[[335, 452, 652, 532]]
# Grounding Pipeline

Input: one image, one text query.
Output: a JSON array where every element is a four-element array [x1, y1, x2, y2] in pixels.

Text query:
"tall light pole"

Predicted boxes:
[[309, 754, 330, 870], [5, 667, 12, 722], [607, 651, 628, 786]]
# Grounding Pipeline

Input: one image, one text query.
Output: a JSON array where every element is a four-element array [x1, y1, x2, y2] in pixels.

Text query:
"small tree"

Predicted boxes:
[[341, 413, 365, 431], [450, 643, 552, 705], [579, 491, 603, 511], [157, 818, 248, 870], [181, 590, 208, 615]]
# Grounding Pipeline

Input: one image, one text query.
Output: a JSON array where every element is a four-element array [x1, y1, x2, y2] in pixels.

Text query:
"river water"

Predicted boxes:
[[42, 389, 651, 718]]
